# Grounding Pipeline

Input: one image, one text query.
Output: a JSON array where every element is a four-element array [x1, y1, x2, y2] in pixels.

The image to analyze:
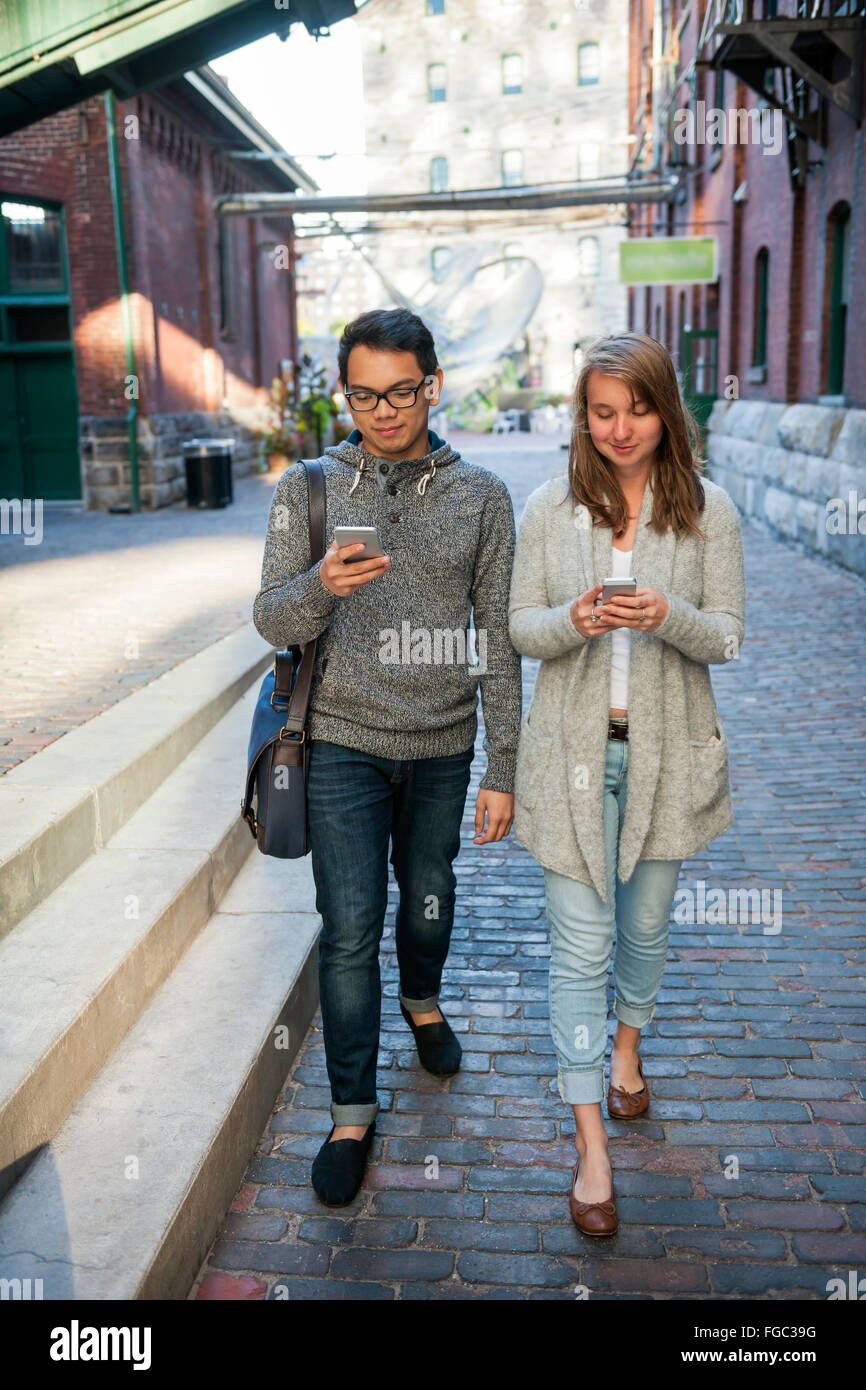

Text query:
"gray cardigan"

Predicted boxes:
[[507, 472, 746, 901]]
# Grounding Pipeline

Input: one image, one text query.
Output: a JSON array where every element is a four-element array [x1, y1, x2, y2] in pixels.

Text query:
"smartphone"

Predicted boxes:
[[333, 526, 385, 562], [601, 576, 637, 603]]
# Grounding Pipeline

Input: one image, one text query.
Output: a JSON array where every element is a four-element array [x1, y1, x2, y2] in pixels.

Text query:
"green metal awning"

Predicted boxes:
[[0, 0, 358, 135]]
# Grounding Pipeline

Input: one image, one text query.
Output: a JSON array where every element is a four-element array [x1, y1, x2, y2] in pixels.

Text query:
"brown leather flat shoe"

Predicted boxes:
[[607, 1054, 649, 1119], [568, 1155, 618, 1236]]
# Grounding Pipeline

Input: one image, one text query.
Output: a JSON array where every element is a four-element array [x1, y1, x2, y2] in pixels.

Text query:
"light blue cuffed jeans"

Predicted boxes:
[[543, 736, 683, 1106]]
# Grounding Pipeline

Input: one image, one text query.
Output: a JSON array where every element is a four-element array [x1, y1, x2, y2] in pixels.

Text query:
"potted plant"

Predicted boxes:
[[295, 353, 341, 456], [257, 375, 300, 471]]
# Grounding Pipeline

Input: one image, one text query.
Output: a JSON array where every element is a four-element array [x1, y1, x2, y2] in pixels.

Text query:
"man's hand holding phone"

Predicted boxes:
[[319, 539, 391, 596]]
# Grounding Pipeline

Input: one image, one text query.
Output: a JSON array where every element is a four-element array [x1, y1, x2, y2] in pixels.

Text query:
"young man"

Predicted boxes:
[[253, 308, 522, 1205]]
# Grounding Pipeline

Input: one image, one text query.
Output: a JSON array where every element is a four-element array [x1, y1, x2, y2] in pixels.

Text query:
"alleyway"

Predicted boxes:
[[188, 436, 866, 1300]]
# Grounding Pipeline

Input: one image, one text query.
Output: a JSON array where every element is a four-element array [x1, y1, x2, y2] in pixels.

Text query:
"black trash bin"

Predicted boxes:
[[182, 437, 234, 508]]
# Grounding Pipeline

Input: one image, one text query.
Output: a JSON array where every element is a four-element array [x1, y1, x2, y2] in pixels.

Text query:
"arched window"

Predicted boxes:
[[825, 203, 851, 397], [427, 63, 446, 102], [502, 53, 522, 94], [501, 149, 524, 186], [578, 43, 600, 85], [430, 155, 449, 192], [752, 247, 769, 369], [578, 235, 600, 277]]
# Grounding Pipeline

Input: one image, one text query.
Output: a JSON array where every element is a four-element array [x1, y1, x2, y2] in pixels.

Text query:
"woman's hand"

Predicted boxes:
[[570, 582, 613, 637], [594, 586, 670, 633]]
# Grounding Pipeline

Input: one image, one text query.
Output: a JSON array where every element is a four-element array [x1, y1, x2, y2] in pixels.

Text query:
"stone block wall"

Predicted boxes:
[[80, 407, 269, 510], [706, 399, 866, 579]]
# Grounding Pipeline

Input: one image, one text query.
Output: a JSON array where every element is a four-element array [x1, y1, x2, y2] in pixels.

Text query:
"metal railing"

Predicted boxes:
[[699, 0, 866, 55]]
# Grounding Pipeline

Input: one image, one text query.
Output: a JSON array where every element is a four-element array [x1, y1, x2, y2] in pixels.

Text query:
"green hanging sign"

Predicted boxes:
[[619, 237, 718, 286]]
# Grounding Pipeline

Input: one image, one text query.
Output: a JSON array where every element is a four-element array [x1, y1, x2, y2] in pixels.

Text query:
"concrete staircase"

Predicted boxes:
[[0, 626, 321, 1299]]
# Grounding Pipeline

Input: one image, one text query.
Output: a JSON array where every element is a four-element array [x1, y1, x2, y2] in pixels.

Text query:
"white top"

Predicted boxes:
[[609, 546, 633, 710]]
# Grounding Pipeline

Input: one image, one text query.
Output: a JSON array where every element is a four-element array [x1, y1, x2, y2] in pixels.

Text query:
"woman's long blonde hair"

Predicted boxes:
[[562, 331, 706, 539]]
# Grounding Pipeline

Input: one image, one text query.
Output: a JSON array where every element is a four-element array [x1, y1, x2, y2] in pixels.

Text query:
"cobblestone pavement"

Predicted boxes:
[[0, 431, 565, 773], [190, 436, 866, 1301]]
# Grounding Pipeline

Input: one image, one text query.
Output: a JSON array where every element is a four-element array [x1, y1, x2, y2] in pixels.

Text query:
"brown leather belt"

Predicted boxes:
[[608, 717, 628, 741]]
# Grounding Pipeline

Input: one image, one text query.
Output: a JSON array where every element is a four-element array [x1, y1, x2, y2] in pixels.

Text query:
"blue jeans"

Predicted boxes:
[[543, 737, 682, 1106], [306, 738, 475, 1125]]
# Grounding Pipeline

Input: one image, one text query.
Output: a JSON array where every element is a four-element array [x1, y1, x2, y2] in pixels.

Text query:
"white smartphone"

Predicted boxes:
[[333, 525, 385, 562], [601, 576, 637, 603]]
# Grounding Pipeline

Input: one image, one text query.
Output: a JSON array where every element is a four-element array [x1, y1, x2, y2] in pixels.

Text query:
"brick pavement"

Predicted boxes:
[[190, 436, 866, 1301]]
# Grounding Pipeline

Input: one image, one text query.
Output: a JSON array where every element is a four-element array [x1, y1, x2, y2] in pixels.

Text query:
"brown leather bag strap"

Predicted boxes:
[[278, 460, 326, 733]]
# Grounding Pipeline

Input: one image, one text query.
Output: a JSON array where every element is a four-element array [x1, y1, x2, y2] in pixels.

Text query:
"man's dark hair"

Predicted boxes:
[[338, 307, 438, 385]]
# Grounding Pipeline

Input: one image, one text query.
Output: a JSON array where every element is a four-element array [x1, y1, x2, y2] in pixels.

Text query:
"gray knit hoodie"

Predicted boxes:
[[252, 428, 522, 793]]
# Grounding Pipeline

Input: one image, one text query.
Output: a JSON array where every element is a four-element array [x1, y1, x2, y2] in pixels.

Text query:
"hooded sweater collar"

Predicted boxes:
[[325, 427, 460, 497]]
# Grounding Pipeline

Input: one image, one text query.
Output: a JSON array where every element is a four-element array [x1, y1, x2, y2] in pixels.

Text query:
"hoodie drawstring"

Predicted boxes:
[[347, 454, 439, 496], [348, 458, 367, 494]]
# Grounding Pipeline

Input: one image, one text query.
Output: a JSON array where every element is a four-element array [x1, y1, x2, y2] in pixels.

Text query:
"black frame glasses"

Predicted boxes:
[[343, 378, 430, 411]]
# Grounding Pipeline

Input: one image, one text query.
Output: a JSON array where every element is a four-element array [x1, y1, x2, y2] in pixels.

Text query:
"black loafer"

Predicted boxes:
[[310, 1121, 375, 1207], [400, 1002, 462, 1076]]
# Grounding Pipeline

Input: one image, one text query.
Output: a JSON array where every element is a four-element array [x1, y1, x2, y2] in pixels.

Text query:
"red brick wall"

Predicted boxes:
[[0, 97, 129, 415], [0, 88, 297, 419], [626, 4, 864, 407]]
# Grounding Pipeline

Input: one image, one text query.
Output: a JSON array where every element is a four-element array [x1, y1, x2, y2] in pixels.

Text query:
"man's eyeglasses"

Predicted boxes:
[[343, 378, 430, 412]]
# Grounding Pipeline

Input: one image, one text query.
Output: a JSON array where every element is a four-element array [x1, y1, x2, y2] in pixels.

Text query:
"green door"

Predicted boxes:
[[680, 328, 718, 431], [0, 355, 24, 494], [0, 197, 79, 498], [0, 352, 79, 498]]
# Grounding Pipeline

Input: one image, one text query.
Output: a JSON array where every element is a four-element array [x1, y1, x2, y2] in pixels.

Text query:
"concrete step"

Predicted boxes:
[[0, 849, 320, 1299], [0, 680, 266, 1203], [0, 624, 272, 939]]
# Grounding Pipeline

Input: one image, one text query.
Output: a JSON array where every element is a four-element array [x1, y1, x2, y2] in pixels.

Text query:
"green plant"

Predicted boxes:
[[295, 353, 341, 455], [256, 353, 343, 460], [446, 357, 523, 432], [257, 375, 300, 458]]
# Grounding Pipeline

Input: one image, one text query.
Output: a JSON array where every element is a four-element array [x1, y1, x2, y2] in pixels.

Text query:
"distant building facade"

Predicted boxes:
[[349, 0, 631, 396]]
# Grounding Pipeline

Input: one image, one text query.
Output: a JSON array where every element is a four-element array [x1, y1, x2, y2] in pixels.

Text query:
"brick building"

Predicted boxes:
[[349, 0, 632, 395], [0, 67, 314, 508], [626, 0, 865, 576]]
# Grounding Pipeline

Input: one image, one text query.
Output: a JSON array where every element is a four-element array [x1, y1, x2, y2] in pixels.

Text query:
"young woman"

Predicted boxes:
[[507, 332, 745, 1234]]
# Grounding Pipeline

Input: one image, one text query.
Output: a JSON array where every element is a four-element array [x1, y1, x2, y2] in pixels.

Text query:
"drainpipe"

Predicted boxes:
[[104, 90, 140, 512]]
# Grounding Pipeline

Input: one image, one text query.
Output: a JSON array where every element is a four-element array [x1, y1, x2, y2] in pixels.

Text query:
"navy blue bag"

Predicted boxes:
[[241, 459, 325, 857]]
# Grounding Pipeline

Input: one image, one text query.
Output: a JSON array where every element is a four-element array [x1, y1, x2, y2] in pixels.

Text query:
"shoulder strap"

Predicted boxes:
[[274, 459, 326, 728], [304, 458, 326, 562]]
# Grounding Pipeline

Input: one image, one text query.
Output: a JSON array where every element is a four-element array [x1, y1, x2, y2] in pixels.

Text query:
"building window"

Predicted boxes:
[[1, 200, 65, 293], [426, 0, 445, 12], [430, 155, 449, 192], [502, 241, 523, 279], [502, 53, 522, 94], [501, 148, 523, 186], [826, 203, 851, 396], [752, 247, 769, 368], [578, 42, 600, 85], [577, 142, 599, 180], [428, 63, 447, 102], [578, 235, 600, 277], [431, 246, 452, 283]]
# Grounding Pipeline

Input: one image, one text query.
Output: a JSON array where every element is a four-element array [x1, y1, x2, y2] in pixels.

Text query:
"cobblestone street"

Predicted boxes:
[[185, 434, 866, 1301]]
